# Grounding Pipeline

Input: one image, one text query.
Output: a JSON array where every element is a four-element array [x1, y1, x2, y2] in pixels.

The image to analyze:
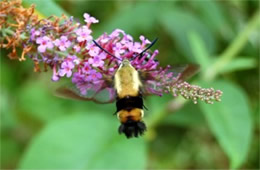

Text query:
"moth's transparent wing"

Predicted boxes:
[[141, 64, 199, 96], [56, 81, 116, 104], [173, 64, 199, 82]]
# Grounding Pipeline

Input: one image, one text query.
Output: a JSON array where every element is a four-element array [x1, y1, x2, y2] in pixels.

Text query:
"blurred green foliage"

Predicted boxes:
[[1, 0, 259, 169]]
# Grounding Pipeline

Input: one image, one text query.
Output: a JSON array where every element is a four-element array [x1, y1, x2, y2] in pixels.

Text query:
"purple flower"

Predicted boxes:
[[84, 13, 99, 24], [109, 29, 125, 38], [75, 26, 92, 42], [121, 34, 133, 45], [58, 61, 75, 77], [36, 36, 54, 53], [113, 43, 125, 57], [109, 67, 115, 72], [54, 36, 71, 51], [128, 42, 142, 53], [98, 33, 110, 44], [86, 43, 100, 57], [85, 70, 102, 83], [99, 52, 107, 60], [73, 44, 81, 52], [82, 62, 92, 74], [141, 50, 159, 70], [72, 73, 91, 95], [89, 56, 104, 67], [140, 35, 151, 47], [66, 55, 80, 65], [51, 64, 60, 81], [30, 28, 41, 41], [72, 72, 83, 84]]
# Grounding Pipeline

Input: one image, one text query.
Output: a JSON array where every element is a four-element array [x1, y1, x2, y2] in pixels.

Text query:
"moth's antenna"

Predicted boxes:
[[93, 40, 122, 61], [131, 38, 158, 61]]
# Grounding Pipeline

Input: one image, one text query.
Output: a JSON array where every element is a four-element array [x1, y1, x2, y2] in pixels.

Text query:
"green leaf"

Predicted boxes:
[[145, 94, 172, 128], [164, 102, 205, 127], [19, 113, 147, 169], [188, 31, 211, 71], [218, 57, 257, 74], [199, 80, 253, 168], [1, 89, 17, 129], [189, 1, 234, 39], [160, 8, 216, 61], [1, 137, 21, 167], [17, 78, 68, 123], [98, 2, 157, 35], [23, 0, 69, 17], [17, 72, 115, 123]]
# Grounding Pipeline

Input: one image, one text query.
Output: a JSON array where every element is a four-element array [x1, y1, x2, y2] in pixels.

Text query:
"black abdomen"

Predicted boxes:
[[116, 95, 144, 112], [116, 95, 147, 138]]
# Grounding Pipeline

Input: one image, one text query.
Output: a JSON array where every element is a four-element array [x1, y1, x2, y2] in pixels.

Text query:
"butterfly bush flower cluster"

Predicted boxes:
[[0, 0, 222, 104]]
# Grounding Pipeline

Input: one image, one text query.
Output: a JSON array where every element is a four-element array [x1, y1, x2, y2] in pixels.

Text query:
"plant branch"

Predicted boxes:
[[204, 11, 260, 81]]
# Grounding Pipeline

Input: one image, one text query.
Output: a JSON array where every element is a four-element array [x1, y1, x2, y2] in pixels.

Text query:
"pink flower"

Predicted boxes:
[[121, 34, 133, 45], [109, 67, 115, 72], [127, 42, 142, 53], [85, 70, 102, 82], [72, 72, 83, 84], [88, 54, 105, 67], [99, 33, 110, 44], [83, 13, 99, 24], [72, 72, 91, 95], [30, 28, 41, 41], [73, 44, 81, 52], [75, 26, 92, 42], [36, 36, 54, 53], [99, 52, 107, 60], [58, 61, 75, 77], [113, 42, 125, 57], [109, 29, 125, 38], [66, 55, 80, 65], [82, 62, 92, 74], [51, 64, 59, 81], [86, 43, 100, 57], [140, 35, 151, 47], [54, 36, 71, 51]]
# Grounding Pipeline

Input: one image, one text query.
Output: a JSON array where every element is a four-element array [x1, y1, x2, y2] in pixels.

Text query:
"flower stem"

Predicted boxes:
[[203, 10, 260, 81], [3, 28, 27, 40], [51, 49, 68, 57]]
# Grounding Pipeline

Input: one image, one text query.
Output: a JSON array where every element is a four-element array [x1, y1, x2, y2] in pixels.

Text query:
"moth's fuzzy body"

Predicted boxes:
[[114, 60, 142, 98], [114, 59, 146, 138]]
